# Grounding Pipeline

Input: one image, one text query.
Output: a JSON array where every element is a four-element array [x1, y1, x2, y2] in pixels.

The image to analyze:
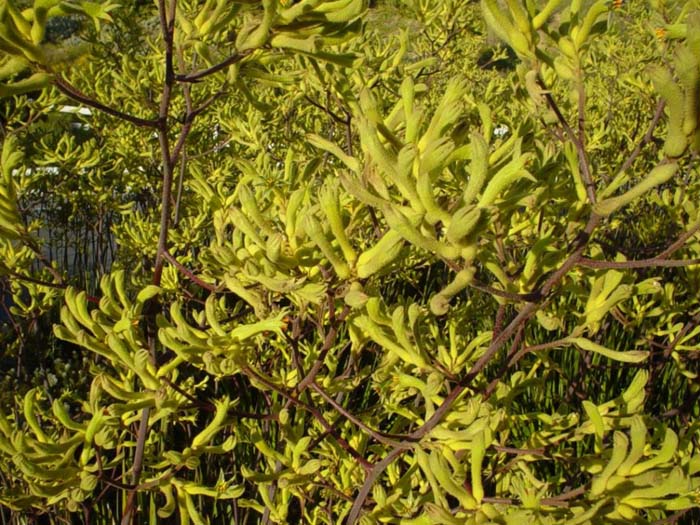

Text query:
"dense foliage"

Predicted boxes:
[[1, 0, 700, 523]]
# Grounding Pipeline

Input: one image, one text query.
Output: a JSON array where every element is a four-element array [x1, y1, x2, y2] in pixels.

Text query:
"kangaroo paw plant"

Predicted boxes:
[[0, 0, 700, 523]]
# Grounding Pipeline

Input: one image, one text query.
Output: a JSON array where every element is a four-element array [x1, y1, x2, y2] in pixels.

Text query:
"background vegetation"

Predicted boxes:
[[0, 0, 700, 523]]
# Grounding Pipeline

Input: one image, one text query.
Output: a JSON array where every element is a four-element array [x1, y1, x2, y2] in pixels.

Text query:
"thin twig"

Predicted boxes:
[[656, 220, 700, 259], [242, 366, 373, 471], [53, 77, 158, 128], [483, 324, 526, 399], [303, 94, 349, 124], [493, 445, 546, 456], [173, 149, 187, 226], [5, 270, 100, 304], [616, 98, 666, 177], [652, 509, 692, 525], [25, 238, 65, 284], [578, 219, 700, 269], [578, 257, 700, 269], [469, 279, 540, 302], [175, 50, 253, 82], [345, 448, 404, 523], [310, 381, 414, 448], [120, 407, 150, 525], [293, 304, 350, 395], [542, 89, 596, 204]]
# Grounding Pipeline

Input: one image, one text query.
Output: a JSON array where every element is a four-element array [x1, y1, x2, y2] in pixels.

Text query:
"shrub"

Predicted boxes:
[[1, 0, 700, 523]]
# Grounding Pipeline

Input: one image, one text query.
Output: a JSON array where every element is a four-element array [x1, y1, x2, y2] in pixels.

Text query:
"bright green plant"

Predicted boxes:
[[1, 0, 700, 524]]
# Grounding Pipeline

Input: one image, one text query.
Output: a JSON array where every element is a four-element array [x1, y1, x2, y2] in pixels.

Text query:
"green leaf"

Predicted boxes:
[[568, 337, 649, 363]]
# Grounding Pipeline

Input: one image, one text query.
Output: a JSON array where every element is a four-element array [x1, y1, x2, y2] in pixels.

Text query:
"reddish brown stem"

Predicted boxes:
[[175, 50, 253, 82], [162, 250, 219, 292], [53, 77, 158, 128]]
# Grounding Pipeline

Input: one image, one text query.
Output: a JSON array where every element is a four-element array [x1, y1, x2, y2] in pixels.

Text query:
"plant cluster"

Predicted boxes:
[[0, 0, 700, 524]]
